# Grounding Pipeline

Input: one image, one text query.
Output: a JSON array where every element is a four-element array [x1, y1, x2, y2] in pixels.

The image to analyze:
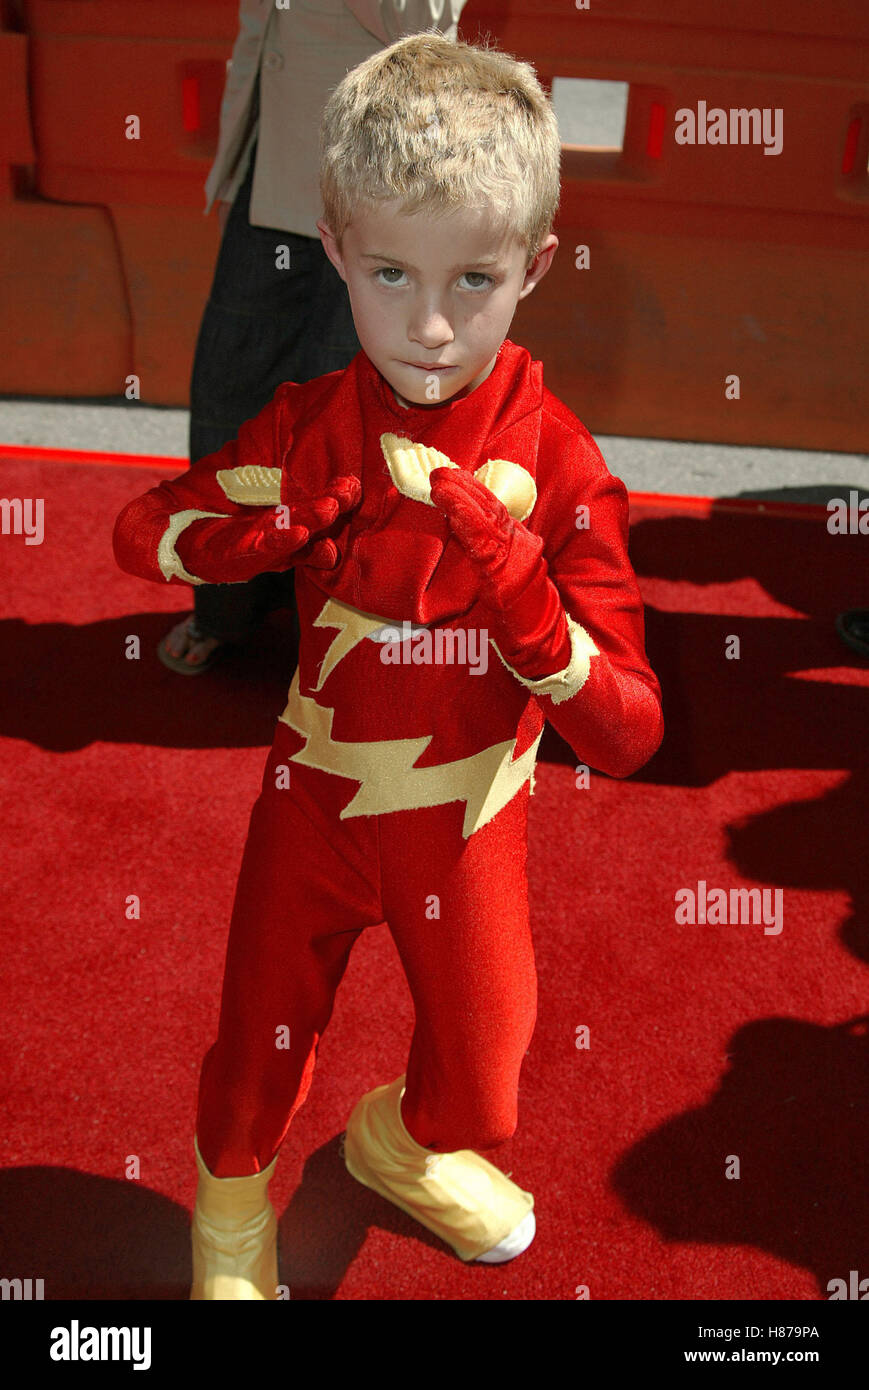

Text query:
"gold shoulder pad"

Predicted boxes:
[[380, 434, 458, 505], [474, 459, 537, 522]]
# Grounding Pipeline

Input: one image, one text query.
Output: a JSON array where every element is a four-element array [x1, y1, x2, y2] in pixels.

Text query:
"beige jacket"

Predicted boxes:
[[204, 0, 467, 238]]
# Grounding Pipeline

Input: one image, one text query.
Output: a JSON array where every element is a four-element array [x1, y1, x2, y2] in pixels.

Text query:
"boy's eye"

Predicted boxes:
[[373, 268, 495, 290]]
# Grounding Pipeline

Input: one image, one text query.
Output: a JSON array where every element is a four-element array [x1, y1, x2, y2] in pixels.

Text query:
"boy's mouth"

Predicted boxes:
[[403, 362, 456, 371]]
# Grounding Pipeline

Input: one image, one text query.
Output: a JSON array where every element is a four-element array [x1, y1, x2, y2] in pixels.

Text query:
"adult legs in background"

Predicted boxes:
[[162, 135, 361, 670]]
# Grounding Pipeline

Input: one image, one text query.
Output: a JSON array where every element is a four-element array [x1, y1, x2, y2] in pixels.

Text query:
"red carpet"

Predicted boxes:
[[0, 452, 866, 1300]]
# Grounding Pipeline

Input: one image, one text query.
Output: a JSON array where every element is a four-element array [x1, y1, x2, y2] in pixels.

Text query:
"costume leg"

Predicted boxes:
[[381, 789, 538, 1154], [342, 790, 538, 1262], [196, 732, 382, 1177]]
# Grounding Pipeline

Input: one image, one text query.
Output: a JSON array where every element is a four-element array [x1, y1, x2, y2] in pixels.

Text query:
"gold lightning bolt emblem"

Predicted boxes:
[[279, 672, 540, 840], [279, 597, 540, 839], [311, 599, 389, 691]]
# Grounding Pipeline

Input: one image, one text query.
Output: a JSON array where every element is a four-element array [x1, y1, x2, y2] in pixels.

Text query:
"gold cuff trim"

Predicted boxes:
[[157, 509, 229, 585], [492, 612, 599, 705]]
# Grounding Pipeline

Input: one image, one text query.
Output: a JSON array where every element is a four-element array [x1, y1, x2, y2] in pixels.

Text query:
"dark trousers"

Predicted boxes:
[[189, 140, 361, 642]]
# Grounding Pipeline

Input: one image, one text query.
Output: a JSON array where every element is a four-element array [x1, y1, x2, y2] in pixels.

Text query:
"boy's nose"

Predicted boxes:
[[407, 303, 454, 347]]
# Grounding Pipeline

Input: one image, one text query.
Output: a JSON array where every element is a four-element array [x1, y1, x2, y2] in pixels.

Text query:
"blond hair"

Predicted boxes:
[[319, 31, 561, 267]]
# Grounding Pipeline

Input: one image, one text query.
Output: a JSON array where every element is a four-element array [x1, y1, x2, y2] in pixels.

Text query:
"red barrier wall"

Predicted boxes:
[[2, 0, 867, 446], [460, 0, 869, 450], [1, 13, 131, 395]]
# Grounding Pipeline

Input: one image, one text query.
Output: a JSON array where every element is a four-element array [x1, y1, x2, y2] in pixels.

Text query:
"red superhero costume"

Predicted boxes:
[[113, 338, 663, 1194]]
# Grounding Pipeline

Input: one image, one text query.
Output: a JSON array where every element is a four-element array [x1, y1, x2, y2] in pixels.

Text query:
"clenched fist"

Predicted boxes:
[[429, 466, 572, 681], [174, 476, 361, 585]]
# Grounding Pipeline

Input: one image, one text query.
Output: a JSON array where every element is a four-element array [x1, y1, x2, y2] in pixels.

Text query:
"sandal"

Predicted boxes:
[[157, 614, 230, 675]]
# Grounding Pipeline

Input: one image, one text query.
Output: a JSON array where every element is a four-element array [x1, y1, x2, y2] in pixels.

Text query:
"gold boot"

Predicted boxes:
[[343, 1075, 535, 1263], [190, 1136, 279, 1300]]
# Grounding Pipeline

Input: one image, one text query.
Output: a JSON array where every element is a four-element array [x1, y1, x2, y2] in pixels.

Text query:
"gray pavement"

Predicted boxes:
[[0, 395, 865, 505]]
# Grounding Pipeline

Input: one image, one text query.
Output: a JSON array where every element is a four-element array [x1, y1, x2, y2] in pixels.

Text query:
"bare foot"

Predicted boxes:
[[163, 615, 222, 667]]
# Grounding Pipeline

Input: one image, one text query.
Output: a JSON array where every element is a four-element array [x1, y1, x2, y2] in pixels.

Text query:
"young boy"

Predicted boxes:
[[113, 32, 663, 1298]]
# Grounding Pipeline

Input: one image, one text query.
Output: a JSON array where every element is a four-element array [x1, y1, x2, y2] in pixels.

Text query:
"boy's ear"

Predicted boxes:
[[517, 234, 559, 301], [317, 220, 347, 282]]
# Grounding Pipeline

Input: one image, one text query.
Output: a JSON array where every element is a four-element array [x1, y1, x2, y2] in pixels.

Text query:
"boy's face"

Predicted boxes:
[[318, 201, 557, 409]]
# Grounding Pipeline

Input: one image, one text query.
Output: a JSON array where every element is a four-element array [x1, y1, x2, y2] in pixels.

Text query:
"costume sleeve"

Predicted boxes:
[[112, 384, 300, 587], [493, 440, 664, 779]]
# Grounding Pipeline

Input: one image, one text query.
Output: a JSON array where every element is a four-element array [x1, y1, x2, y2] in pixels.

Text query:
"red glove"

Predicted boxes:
[[174, 476, 360, 584], [428, 467, 572, 681]]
